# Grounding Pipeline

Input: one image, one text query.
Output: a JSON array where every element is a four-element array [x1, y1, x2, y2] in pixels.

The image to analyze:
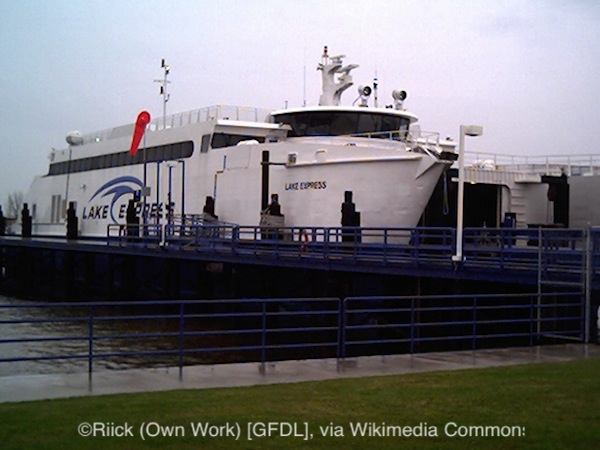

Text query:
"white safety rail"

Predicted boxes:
[[353, 129, 443, 146], [80, 105, 274, 145], [462, 152, 600, 177]]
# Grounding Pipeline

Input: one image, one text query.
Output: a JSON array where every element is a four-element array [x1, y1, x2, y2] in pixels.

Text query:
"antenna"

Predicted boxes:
[[303, 49, 307, 107], [373, 72, 378, 108], [154, 59, 171, 129]]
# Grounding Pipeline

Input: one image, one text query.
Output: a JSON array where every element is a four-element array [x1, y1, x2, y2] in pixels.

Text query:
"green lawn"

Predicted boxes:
[[1, 358, 599, 449]]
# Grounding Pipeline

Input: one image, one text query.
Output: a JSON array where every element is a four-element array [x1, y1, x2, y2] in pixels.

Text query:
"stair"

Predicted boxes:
[[509, 183, 527, 228]]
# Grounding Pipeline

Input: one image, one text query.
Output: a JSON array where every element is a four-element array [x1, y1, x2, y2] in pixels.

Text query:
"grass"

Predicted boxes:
[[0, 358, 599, 449]]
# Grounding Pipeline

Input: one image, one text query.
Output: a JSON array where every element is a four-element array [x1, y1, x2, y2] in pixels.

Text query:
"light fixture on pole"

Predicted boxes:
[[452, 124, 483, 262]]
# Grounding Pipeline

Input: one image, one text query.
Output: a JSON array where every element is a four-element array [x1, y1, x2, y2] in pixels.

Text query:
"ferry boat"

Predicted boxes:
[[24, 47, 457, 238]]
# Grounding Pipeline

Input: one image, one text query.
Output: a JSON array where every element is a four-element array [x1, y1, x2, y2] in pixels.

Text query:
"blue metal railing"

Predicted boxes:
[[3, 225, 597, 293], [6, 224, 597, 281], [0, 291, 586, 379], [162, 224, 459, 264], [0, 298, 341, 379], [106, 224, 600, 279], [142, 225, 599, 289], [341, 292, 584, 358]]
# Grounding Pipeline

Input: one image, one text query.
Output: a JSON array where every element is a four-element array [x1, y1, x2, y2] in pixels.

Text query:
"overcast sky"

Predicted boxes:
[[1, 0, 599, 206]]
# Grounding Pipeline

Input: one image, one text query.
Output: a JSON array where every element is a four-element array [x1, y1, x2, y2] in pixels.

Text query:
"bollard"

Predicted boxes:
[[0, 206, 5, 236], [21, 203, 32, 237], [66, 202, 78, 240]]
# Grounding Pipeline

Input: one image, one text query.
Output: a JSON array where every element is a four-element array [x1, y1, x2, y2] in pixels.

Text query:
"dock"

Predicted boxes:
[[1, 226, 598, 378]]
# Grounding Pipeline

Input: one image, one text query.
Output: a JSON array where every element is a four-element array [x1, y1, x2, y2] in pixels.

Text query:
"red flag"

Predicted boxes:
[[129, 111, 151, 156]]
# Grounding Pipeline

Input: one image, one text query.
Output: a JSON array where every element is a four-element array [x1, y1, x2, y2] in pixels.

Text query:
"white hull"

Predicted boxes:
[[26, 124, 450, 238]]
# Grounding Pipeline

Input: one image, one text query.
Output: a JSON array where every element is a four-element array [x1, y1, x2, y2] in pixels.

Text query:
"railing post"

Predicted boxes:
[[410, 296, 415, 354], [179, 302, 185, 381], [536, 227, 543, 338], [88, 304, 94, 388], [585, 227, 592, 343], [472, 296, 477, 350], [383, 228, 388, 262], [260, 300, 267, 375], [232, 226, 239, 254], [339, 297, 347, 365], [529, 293, 536, 346]]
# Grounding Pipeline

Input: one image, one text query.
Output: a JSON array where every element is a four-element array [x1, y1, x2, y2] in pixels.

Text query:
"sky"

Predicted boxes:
[[1, 0, 599, 208]]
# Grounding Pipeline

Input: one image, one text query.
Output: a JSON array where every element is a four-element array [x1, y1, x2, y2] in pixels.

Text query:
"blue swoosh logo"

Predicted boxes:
[[89, 176, 144, 223]]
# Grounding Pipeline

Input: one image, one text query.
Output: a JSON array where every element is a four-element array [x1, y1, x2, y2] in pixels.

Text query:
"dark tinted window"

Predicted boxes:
[[211, 133, 266, 149], [273, 111, 410, 138], [47, 140, 194, 176]]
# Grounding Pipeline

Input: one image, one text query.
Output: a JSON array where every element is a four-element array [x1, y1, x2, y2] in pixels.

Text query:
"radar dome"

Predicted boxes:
[[66, 131, 83, 146]]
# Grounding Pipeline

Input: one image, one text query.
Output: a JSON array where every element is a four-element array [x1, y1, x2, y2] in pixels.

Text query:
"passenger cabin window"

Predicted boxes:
[[272, 111, 410, 139], [47, 140, 194, 176], [211, 133, 266, 149]]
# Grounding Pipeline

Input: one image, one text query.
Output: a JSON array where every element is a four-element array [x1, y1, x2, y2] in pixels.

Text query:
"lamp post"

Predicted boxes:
[[452, 124, 483, 262]]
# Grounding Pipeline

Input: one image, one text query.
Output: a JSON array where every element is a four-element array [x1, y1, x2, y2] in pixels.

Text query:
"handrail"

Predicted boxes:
[[461, 152, 600, 176], [0, 291, 585, 378], [349, 129, 443, 157], [76, 105, 273, 146], [110, 223, 598, 274]]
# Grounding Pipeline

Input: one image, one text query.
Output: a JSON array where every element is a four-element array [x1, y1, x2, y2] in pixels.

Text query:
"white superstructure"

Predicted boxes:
[[25, 48, 456, 238], [454, 152, 600, 229]]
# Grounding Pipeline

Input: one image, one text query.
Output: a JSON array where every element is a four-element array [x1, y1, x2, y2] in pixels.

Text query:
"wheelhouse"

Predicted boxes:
[[270, 107, 417, 139]]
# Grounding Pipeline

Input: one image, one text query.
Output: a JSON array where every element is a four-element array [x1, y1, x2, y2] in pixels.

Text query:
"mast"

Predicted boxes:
[[317, 46, 358, 106], [154, 59, 171, 129]]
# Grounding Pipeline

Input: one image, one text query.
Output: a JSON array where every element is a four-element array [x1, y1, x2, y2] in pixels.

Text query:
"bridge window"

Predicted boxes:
[[273, 111, 410, 138]]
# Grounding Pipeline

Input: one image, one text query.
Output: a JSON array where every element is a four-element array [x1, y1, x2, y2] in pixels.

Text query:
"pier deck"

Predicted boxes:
[[2, 226, 598, 288]]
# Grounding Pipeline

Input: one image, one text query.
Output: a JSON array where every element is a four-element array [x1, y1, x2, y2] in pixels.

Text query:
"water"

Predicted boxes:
[[0, 295, 86, 376], [0, 295, 190, 377]]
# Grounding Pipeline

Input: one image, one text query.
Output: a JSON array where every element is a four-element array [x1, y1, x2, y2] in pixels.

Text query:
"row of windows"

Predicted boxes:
[[47, 131, 275, 177], [48, 141, 194, 176]]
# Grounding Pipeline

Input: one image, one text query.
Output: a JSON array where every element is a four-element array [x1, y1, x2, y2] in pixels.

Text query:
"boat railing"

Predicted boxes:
[[80, 105, 273, 145], [350, 130, 409, 141], [147, 105, 273, 131], [462, 152, 600, 176], [350, 129, 441, 146], [408, 129, 441, 147]]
